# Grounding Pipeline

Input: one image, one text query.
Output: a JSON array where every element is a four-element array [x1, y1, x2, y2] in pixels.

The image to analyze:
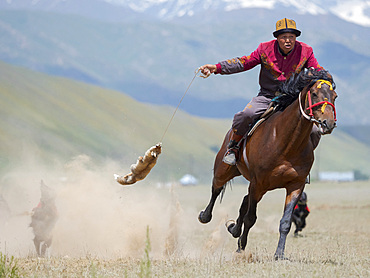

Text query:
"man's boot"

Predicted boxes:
[[222, 133, 243, 165]]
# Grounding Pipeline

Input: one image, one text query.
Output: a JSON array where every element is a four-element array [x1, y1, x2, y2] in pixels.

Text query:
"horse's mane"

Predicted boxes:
[[275, 68, 335, 111]]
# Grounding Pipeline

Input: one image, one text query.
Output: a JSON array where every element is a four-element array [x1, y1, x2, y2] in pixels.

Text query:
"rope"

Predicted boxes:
[[159, 67, 209, 143]]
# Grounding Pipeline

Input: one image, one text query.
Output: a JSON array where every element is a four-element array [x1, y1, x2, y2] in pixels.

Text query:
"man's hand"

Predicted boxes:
[[199, 64, 217, 77]]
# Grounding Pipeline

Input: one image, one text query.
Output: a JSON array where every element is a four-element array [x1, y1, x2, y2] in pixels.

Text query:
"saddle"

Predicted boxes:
[[234, 97, 282, 166], [247, 96, 281, 137]]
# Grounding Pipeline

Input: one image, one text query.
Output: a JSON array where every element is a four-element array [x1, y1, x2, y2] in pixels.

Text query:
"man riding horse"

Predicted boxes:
[[200, 18, 323, 165]]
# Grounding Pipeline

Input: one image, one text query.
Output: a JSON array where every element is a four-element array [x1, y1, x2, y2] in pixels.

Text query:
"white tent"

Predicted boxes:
[[179, 174, 198, 186]]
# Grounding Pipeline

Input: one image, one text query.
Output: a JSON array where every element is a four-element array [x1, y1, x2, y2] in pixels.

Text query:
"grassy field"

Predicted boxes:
[[1, 177, 369, 277], [0, 59, 369, 277]]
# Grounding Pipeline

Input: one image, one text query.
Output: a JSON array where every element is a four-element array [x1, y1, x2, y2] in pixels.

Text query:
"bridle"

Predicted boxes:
[[298, 79, 337, 124]]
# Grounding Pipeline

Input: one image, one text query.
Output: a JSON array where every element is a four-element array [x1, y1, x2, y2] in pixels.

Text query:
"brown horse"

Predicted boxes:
[[198, 68, 337, 259]]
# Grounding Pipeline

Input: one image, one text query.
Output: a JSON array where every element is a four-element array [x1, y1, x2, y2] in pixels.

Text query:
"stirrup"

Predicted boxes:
[[222, 149, 237, 165]]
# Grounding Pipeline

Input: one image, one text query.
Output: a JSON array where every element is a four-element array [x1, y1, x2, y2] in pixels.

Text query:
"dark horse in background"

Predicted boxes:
[[30, 180, 58, 257], [198, 68, 337, 259]]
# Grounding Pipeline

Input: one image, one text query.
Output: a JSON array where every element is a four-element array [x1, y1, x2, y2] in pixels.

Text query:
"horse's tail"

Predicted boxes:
[[220, 180, 233, 203]]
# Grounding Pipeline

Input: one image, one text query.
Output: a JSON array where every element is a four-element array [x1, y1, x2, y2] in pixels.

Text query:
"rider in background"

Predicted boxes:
[[200, 18, 324, 165], [30, 180, 58, 257], [292, 192, 310, 236]]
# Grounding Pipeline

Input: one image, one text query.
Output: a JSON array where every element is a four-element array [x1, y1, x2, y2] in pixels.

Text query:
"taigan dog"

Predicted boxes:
[[199, 68, 337, 260]]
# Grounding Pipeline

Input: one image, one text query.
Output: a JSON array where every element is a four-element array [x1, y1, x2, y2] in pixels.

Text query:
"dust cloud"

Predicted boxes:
[[0, 152, 228, 259]]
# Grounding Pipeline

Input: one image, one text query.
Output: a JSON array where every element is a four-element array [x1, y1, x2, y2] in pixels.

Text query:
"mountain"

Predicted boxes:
[[0, 61, 369, 183], [108, 0, 370, 27], [0, 0, 139, 22], [1, 0, 370, 27], [0, 3, 369, 124]]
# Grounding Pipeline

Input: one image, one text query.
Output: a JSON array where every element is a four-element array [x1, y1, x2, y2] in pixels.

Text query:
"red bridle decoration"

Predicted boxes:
[[306, 81, 337, 121]]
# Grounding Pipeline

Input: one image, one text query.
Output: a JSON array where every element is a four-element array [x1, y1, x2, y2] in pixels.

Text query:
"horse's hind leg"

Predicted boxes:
[[274, 186, 304, 260], [198, 164, 240, 223], [198, 181, 224, 224], [199, 139, 241, 224]]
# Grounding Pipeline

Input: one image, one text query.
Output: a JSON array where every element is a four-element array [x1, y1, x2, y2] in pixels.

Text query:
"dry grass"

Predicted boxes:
[[1, 166, 369, 277]]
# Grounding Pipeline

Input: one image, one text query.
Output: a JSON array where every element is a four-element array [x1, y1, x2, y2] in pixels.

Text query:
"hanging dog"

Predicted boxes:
[[114, 143, 162, 186]]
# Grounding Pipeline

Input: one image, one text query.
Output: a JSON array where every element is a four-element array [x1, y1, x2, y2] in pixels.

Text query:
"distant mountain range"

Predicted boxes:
[[1, 0, 370, 27], [0, 1, 369, 125], [107, 0, 370, 27]]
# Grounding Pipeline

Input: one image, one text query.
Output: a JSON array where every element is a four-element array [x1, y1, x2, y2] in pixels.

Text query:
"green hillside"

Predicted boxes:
[[0, 60, 230, 182], [0, 61, 369, 183]]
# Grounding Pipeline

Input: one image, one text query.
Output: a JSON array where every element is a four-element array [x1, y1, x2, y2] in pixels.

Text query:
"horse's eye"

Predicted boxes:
[[311, 92, 318, 98]]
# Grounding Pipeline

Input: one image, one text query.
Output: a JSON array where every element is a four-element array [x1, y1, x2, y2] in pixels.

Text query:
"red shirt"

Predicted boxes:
[[215, 40, 323, 97]]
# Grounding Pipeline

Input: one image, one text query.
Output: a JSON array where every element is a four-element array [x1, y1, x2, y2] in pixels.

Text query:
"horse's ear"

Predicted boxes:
[[326, 71, 333, 81], [305, 67, 315, 78], [322, 70, 335, 89]]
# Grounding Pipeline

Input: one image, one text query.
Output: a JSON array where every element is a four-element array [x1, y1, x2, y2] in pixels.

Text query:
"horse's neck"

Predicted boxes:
[[278, 90, 313, 153]]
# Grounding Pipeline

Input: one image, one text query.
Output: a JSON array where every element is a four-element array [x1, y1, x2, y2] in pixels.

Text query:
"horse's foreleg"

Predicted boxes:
[[274, 187, 303, 260], [227, 194, 249, 238], [33, 237, 41, 256]]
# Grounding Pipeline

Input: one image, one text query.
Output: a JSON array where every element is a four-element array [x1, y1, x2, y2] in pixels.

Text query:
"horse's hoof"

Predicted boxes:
[[225, 219, 235, 229], [198, 211, 211, 224], [226, 221, 241, 238], [274, 253, 289, 261], [227, 222, 236, 233]]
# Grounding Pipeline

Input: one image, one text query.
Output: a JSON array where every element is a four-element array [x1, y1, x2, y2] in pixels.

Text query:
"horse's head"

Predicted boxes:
[[278, 68, 338, 134], [304, 77, 337, 134]]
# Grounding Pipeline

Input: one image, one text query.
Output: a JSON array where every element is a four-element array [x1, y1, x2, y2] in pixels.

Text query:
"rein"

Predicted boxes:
[[299, 79, 337, 123]]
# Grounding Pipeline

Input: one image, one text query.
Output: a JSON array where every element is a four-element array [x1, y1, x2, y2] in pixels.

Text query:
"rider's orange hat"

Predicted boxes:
[[273, 18, 301, 38]]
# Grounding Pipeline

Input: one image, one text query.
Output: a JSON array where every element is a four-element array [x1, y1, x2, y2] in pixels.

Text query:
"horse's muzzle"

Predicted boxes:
[[318, 119, 336, 135]]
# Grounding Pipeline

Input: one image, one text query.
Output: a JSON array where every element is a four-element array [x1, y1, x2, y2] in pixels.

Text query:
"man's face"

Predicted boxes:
[[277, 32, 296, 54]]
